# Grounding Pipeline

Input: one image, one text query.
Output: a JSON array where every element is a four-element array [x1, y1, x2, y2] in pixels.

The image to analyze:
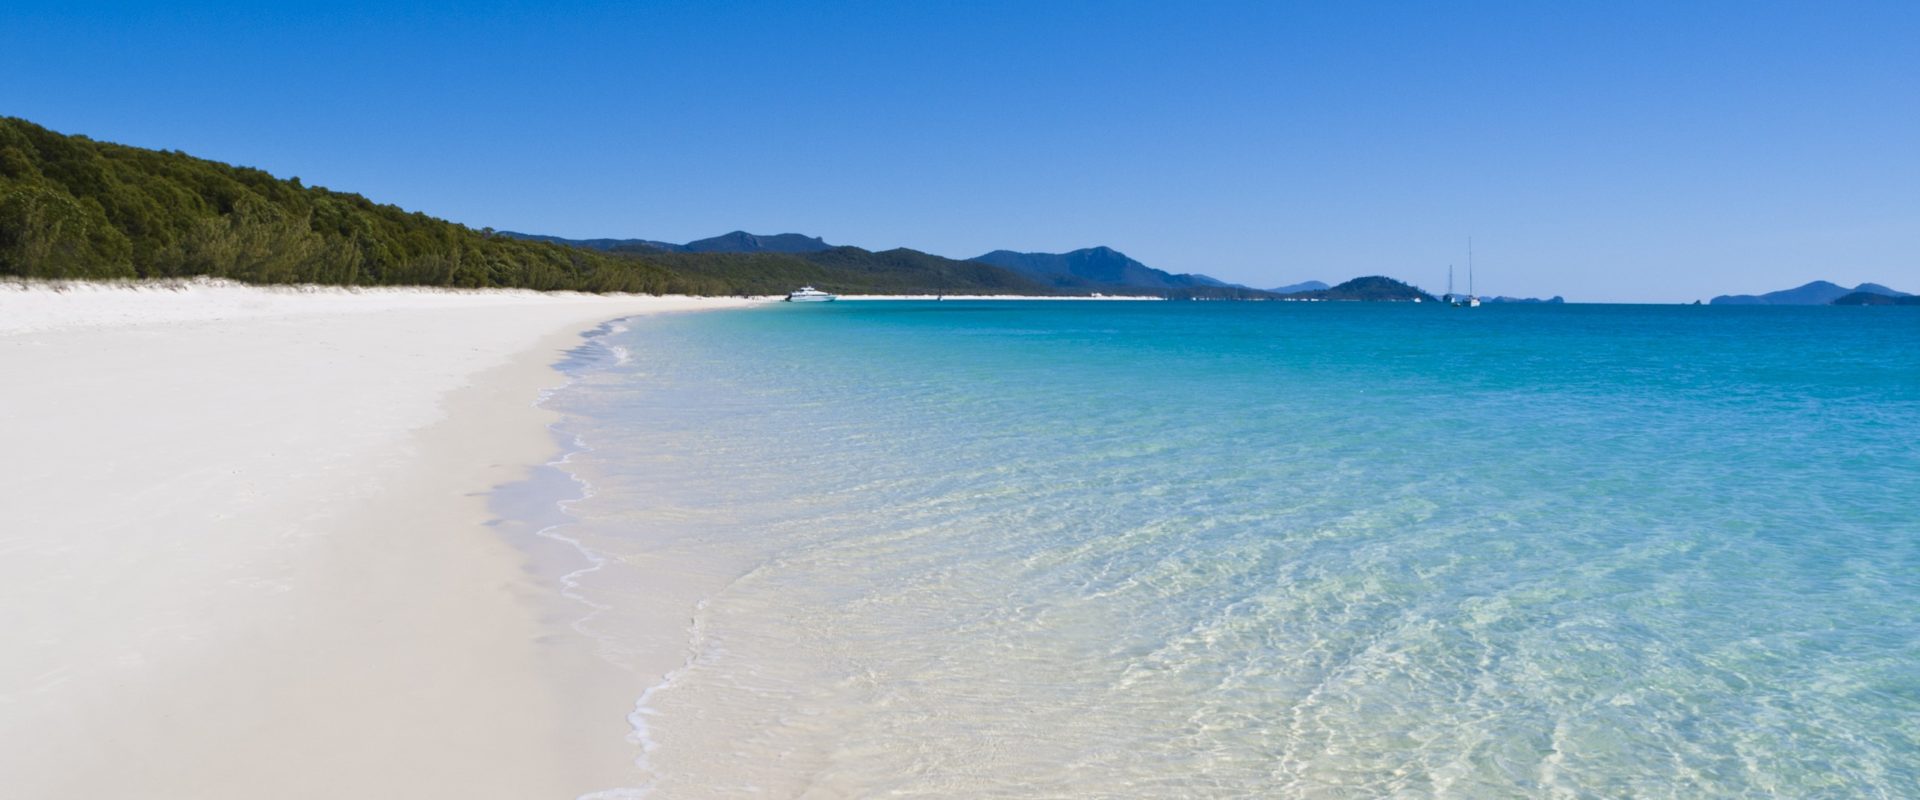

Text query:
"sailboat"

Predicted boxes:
[[1446, 241, 1481, 308]]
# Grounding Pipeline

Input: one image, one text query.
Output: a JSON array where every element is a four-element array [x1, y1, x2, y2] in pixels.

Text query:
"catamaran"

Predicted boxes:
[[786, 286, 837, 302]]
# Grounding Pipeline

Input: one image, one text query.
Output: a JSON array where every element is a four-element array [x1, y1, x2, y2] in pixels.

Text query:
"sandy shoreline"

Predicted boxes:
[[0, 280, 765, 798]]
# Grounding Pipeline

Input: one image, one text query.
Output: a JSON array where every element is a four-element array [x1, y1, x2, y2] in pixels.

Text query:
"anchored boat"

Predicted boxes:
[[1444, 240, 1482, 308], [786, 286, 837, 302]]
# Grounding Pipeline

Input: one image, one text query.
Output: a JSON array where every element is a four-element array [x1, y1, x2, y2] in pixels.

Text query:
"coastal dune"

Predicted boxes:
[[0, 281, 760, 798]]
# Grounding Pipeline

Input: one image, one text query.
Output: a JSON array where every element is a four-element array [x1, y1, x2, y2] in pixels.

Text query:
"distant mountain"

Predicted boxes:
[[681, 231, 832, 254], [1710, 281, 1908, 305], [1281, 276, 1433, 302], [497, 232, 681, 251], [1832, 291, 1920, 306], [970, 246, 1234, 292], [502, 230, 1264, 296], [1486, 295, 1565, 304], [500, 230, 833, 255], [1852, 282, 1912, 298], [1270, 280, 1330, 294], [1183, 273, 1241, 288]]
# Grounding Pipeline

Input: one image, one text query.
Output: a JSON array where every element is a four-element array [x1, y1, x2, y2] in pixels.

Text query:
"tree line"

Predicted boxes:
[[0, 117, 727, 293], [0, 117, 1082, 297]]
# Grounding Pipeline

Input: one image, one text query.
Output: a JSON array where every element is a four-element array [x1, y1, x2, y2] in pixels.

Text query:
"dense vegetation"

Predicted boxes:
[[0, 117, 1070, 296], [0, 117, 730, 292], [629, 246, 1055, 295], [0, 117, 1470, 302], [505, 230, 834, 255]]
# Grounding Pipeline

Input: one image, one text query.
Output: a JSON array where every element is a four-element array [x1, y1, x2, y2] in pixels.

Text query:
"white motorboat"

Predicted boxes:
[[786, 286, 837, 302]]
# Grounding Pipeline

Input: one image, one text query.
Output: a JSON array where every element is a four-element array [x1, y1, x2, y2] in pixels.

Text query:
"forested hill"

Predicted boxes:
[[0, 117, 1414, 299], [1281, 276, 1434, 302], [971, 246, 1238, 291], [0, 117, 1063, 296], [506, 230, 834, 255], [0, 117, 728, 293], [634, 246, 1056, 296]]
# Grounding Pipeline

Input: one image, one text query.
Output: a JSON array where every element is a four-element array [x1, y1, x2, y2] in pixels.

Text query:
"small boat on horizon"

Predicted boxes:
[[1443, 241, 1482, 308], [786, 286, 837, 302]]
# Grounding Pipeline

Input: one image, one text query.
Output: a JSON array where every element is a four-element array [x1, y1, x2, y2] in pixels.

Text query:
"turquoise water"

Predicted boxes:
[[543, 302, 1919, 798]]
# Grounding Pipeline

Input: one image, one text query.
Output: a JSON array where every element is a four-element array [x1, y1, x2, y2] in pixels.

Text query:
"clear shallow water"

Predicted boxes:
[[540, 302, 1919, 798]]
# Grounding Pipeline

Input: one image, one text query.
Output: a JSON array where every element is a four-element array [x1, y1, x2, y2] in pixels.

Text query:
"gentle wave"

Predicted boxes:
[[531, 303, 1920, 797]]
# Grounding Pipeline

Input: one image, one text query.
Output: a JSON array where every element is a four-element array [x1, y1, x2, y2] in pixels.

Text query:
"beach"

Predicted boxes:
[[4, 289, 1916, 797], [0, 280, 762, 798]]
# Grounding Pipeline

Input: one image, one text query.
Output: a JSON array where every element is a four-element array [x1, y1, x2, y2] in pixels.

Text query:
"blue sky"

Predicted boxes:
[[4, 1, 1915, 301]]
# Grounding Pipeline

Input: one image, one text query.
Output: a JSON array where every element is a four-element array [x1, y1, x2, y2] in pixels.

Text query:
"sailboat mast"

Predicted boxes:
[[1468, 237, 1475, 297]]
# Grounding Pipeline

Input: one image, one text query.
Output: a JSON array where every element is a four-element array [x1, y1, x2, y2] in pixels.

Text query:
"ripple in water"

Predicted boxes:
[[537, 302, 1920, 798]]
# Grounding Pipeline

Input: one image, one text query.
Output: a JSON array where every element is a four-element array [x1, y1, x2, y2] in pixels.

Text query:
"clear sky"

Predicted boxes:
[[4, 1, 1916, 301]]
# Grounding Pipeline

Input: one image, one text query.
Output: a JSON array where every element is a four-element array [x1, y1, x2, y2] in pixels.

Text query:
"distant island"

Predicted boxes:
[[972, 247, 1230, 291], [967, 247, 1273, 299], [1270, 280, 1331, 294], [1709, 280, 1911, 306], [1276, 276, 1433, 302], [1832, 291, 1920, 306], [1262, 282, 1559, 304]]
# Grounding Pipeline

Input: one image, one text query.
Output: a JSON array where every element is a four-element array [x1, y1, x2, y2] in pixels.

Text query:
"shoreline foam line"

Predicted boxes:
[[528, 318, 699, 800], [528, 315, 805, 799], [0, 282, 766, 798]]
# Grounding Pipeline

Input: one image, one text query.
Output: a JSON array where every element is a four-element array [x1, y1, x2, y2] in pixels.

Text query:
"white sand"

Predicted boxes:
[[0, 280, 766, 798]]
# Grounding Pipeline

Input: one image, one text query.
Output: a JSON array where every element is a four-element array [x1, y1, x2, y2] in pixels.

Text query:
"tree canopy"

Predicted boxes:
[[0, 117, 723, 293], [0, 118, 1081, 297]]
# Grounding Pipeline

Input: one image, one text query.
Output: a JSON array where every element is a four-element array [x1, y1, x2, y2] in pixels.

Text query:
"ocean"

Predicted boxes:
[[527, 301, 1919, 798]]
